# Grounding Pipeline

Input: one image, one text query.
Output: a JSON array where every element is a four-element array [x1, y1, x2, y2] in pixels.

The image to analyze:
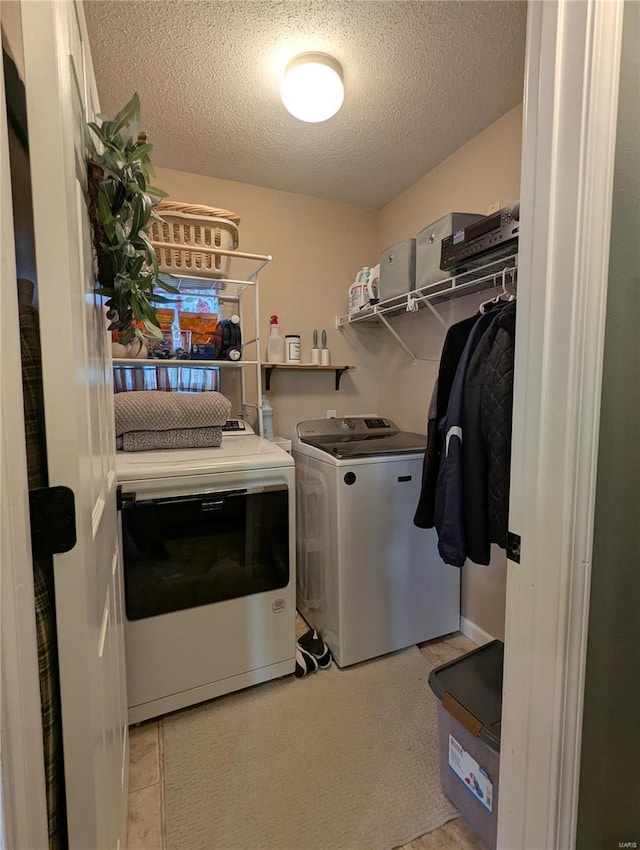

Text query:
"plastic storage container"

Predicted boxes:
[[379, 239, 416, 301], [416, 212, 483, 290], [428, 640, 504, 850], [285, 334, 301, 363]]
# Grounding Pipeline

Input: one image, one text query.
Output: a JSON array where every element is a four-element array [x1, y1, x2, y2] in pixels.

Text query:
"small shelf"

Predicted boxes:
[[113, 359, 258, 367], [262, 364, 355, 391]]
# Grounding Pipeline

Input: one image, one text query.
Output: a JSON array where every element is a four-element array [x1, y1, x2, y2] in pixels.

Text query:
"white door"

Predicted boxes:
[[0, 16, 49, 848], [20, 2, 129, 847]]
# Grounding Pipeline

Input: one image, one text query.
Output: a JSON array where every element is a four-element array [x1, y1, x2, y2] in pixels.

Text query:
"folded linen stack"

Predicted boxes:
[[114, 390, 231, 452]]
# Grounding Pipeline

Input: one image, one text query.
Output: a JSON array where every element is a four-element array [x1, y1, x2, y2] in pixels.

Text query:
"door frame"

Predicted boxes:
[[499, 1, 624, 848], [0, 13, 49, 847]]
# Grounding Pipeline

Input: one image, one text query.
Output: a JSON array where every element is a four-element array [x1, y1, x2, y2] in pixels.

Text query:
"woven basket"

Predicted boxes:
[[151, 200, 241, 279]]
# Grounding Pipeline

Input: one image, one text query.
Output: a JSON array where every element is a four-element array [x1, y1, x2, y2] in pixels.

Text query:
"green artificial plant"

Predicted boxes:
[[86, 93, 177, 345]]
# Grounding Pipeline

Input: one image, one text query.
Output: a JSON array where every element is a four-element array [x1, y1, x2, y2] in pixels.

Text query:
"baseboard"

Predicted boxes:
[[460, 616, 495, 646]]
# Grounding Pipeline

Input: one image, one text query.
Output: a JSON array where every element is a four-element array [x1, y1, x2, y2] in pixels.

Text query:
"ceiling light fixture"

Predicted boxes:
[[281, 52, 344, 123]]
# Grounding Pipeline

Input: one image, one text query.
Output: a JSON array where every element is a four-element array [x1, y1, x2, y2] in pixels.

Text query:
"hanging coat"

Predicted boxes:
[[463, 299, 517, 565], [432, 306, 506, 567], [413, 313, 479, 529]]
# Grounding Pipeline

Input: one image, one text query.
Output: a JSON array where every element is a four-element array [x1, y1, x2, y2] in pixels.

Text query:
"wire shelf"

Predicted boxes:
[[336, 254, 518, 328]]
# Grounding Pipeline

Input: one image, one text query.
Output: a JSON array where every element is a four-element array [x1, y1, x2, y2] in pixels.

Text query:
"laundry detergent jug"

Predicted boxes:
[[348, 267, 378, 315]]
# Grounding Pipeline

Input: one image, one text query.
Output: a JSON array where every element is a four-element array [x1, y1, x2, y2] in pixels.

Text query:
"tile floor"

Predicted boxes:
[[126, 621, 486, 850]]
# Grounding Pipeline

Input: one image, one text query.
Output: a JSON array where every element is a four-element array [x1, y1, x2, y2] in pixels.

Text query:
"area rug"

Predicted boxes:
[[162, 646, 458, 850]]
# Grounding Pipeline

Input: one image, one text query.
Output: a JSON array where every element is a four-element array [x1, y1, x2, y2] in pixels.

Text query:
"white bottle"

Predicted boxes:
[[267, 314, 284, 363], [261, 396, 275, 439], [348, 267, 371, 315]]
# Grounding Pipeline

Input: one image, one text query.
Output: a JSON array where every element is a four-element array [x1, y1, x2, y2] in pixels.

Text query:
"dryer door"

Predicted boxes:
[[121, 484, 290, 619]]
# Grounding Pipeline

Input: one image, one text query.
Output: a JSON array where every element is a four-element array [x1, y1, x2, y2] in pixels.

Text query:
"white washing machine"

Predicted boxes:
[[293, 417, 460, 667], [116, 422, 296, 723]]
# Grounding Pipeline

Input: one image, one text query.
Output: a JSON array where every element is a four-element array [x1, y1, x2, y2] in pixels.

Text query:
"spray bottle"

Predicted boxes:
[[267, 314, 285, 363]]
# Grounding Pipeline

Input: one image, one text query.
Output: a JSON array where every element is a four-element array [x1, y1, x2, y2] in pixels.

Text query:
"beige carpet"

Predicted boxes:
[[163, 646, 458, 850]]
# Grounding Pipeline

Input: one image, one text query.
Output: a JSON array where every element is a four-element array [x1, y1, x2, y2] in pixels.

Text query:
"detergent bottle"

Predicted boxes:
[[261, 395, 275, 439], [348, 267, 370, 315], [367, 264, 380, 306]]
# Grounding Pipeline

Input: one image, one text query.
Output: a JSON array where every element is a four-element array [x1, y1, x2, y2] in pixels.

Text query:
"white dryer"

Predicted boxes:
[[116, 422, 296, 723], [293, 417, 460, 667]]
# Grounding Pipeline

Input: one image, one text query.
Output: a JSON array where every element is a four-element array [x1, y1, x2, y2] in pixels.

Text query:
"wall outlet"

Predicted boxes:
[[326, 409, 337, 419], [487, 200, 501, 215]]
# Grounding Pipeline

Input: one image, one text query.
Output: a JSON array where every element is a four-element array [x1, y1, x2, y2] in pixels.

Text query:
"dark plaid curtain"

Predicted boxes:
[[18, 279, 66, 850]]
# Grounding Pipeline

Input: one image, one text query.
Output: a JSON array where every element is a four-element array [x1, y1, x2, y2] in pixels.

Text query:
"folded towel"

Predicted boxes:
[[114, 390, 231, 437], [116, 426, 223, 452]]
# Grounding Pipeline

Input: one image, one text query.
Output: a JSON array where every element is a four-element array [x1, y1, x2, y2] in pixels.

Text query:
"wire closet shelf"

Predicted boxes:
[[335, 253, 518, 330]]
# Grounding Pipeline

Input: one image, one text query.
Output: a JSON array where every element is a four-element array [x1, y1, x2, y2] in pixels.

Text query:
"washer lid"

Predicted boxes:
[[116, 435, 293, 481], [296, 417, 426, 459]]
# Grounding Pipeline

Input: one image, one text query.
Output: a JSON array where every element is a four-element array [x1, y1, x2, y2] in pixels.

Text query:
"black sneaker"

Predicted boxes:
[[294, 644, 318, 678], [298, 629, 332, 669]]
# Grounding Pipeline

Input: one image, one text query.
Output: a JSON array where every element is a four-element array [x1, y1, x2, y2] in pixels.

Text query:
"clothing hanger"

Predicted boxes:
[[478, 272, 502, 314], [479, 267, 516, 313], [509, 268, 517, 300]]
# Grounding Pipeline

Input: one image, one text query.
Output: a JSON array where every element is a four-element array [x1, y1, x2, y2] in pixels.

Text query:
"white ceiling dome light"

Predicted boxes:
[[281, 53, 344, 123]]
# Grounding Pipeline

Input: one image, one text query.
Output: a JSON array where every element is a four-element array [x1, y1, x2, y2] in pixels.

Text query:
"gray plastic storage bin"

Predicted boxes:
[[379, 239, 416, 302], [428, 640, 504, 850], [416, 212, 483, 289]]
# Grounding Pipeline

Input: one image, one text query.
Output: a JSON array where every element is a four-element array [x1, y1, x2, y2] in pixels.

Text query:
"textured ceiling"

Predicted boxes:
[[84, 1, 527, 209]]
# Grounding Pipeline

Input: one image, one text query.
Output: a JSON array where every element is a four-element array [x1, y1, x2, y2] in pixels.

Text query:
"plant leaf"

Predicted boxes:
[[154, 276, 180, 294], [97, 191, 116, 241], [111, 93, 140, 133]]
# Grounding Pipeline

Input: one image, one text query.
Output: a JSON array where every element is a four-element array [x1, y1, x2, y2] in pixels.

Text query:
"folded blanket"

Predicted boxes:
[[116, 426, 223, 452], [114, 390, 231, 437]]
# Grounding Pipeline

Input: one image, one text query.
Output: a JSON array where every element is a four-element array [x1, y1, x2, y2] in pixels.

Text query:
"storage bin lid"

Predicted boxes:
[[428, 640, 504, 752]]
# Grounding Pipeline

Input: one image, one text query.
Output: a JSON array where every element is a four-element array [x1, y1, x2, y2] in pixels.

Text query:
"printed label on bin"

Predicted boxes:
[[448, 734, 493, 812]]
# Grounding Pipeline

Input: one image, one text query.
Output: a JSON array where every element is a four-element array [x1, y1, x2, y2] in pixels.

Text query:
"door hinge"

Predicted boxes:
[[506, 530, 521, 563], [29, 486, 77, 555]]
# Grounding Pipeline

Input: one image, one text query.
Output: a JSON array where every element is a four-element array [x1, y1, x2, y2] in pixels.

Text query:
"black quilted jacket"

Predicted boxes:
[[462, 300, 517, 565]]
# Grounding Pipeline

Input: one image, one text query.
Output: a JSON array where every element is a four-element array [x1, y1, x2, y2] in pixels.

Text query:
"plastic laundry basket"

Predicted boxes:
[[428, 640, 504, 850], [151, 200, 241, 280]]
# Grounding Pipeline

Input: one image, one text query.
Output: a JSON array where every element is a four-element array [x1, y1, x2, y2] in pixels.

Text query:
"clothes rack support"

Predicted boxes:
[[377, 313, 418, 364]]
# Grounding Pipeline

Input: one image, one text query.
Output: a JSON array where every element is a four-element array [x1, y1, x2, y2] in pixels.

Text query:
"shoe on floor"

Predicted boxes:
[[298, 628, 332, 669], [294, 644, 318, 678]]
